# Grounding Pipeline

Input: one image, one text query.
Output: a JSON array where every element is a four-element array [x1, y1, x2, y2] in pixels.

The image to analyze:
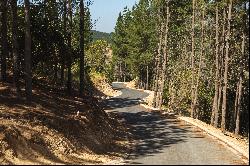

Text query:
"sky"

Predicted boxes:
[[89, 0, 139, 33]]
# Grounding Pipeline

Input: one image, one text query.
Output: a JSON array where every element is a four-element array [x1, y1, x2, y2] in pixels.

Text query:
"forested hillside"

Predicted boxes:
[[91, 30, 111, 43], [111, 0, 249, 137]]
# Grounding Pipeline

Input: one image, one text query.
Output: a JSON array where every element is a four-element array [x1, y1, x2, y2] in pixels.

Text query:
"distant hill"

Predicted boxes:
[[91, 30, 112, 43]]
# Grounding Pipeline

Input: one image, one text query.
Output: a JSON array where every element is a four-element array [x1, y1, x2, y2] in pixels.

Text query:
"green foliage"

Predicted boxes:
[[2, 0, 93, 87], [86, 39, 113, 82], [112, 0, 157, 82]]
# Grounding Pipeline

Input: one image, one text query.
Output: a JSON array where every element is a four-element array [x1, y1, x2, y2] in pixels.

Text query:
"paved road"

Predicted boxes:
[[104, 83, 247, 165]]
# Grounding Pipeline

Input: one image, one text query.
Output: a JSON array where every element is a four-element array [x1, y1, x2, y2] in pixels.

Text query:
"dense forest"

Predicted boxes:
[[0, 0, 93, 97], [111, 0, 249, 137]]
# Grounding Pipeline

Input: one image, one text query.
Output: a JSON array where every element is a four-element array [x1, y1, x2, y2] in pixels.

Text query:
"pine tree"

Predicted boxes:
[[79, 0, 84, 96], [221, 0, 232, 131], [11, 0, 21, 95], [24, 0, 32, 101], [0, 0, 7, 81]]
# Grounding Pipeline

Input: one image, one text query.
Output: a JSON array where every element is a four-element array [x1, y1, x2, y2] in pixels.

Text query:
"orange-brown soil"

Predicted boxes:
[[0, 78, 130, 164]]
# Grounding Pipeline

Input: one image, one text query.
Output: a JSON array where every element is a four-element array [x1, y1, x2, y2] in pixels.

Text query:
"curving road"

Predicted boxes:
[[104, 83, 247, 165]]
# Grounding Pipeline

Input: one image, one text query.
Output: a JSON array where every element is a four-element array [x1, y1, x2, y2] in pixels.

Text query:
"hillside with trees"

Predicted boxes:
[[91, 30, 111, 43], [0, 0, 128, 164], [0, 0, 249, 165]]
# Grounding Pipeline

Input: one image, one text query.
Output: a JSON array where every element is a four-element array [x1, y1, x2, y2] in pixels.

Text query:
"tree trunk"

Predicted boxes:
[[11, 0, 21, 95], [61, 0, 67, 85], [221, 0, 232, 131], [217, 7, 226, 127], [235, 74, 243, 135], [191, 0, 196, 118], [119, 61, 122, 82], [152, 69, 156, 90], [158, 6, 170, 110], [211, 5, 219, 126], [153, 22, 164, 108], [151, 53, 158, 91], [235, 29, 245, 135], [194, 7, 205, 119], [123, 62, 126, 82], [79, 0, 84, 96], [217, 84, 222, 124], [24, 0, 32, 101], [67, 0, 72, 94], [233, 81, 239, 130], [146, 65, 149, 90], [61, 61, 64, 84], [0, 0, 7, 81]]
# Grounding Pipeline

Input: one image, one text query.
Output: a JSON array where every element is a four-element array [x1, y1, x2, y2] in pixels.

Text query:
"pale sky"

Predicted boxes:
[[89, 0, 139, 33]]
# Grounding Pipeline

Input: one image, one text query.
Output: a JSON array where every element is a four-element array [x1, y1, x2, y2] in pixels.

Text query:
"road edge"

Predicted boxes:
[[123, 82, 249, 163], [178, 116, 249, 162]]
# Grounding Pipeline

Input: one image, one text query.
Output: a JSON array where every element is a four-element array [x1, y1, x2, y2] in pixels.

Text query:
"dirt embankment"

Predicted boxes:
[[0, 80, 129, 164], [89, 72, 121, 99]]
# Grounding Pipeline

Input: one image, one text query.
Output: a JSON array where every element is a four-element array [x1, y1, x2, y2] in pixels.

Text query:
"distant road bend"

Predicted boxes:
[[104, 82, 247, 165]]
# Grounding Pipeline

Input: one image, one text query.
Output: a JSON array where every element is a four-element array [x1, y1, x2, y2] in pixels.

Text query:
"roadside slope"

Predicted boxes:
[[0, 79, 128, 164]]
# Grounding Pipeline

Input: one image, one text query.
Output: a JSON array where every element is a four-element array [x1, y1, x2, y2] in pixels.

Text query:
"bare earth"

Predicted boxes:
[[0, 81, 129, 165]]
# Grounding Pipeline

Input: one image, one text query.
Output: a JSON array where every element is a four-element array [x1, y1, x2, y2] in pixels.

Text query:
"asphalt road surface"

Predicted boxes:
[[104, 82, 247, 165]]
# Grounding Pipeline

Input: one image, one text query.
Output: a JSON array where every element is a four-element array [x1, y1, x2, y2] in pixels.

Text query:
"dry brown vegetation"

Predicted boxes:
[[89, 72, 121, 98], [0, 78, 130, 164]]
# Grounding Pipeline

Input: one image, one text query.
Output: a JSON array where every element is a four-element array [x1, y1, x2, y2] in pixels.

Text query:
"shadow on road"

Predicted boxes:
[[105, 97, 142, 110], [102, 83, 247, 165], [112, 110, 194, 161], [103, 85, 203, 164]]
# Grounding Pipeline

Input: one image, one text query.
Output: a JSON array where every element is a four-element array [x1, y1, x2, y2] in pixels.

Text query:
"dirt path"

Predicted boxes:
[[104, 83, 248, 165]]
